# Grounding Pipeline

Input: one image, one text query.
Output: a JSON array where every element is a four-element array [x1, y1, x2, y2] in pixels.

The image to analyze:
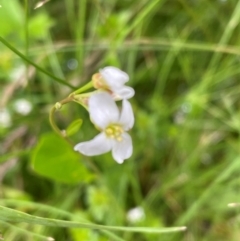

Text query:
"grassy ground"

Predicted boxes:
[[1, 0, 240, 240]]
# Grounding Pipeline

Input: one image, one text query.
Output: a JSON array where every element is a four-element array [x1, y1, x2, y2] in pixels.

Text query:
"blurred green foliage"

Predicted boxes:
[[1, 0, 240, 240]]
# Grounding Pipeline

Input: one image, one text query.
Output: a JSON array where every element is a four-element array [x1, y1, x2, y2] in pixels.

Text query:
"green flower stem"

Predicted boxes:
[[71, 91, 98, 111], [0, 36, 75, 89], [70, 81, 94, 95], [49, 107, 64, 137], [49, 96, 74, 141], [49, 93, 100, 175], [49, 90, 91, 139]]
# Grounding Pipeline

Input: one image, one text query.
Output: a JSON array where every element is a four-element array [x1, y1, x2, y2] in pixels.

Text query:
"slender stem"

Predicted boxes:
[[49, 106, 63, 137], [49, 96, 74, 141], [71, 81, 93, 95], [76, 0, 86, 74], [59, 96, 75, 105], [0, 205, 186, 234], [0, 220, 50, 241], [24, 0, 29, 58], [0, 36, 75, 89]]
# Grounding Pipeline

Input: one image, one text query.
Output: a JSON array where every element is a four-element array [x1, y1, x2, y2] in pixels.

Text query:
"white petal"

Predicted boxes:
[[119, 99, 134, 130], [89, 92, 119, 129], [112, 133, 133, 164], [112, 86, 135, 100], [74, 133, 112, 156], [100, 66, 129, 87]]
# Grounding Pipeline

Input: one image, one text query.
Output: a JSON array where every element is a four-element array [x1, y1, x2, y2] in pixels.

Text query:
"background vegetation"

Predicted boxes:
[[1, 0, 240, 240]]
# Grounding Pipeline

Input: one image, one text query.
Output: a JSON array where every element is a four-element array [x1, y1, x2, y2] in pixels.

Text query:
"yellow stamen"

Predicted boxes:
[[105, 124, 124, 142]]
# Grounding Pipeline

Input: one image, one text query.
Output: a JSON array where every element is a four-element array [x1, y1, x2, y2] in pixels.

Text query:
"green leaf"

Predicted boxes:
[[31, 132, 93, 184], [66, 119, 83, 137], [0, 205, 187, 234], [28, 13, 55, 40], [0, 1, 23, 36], [0, 220, 50, 241]]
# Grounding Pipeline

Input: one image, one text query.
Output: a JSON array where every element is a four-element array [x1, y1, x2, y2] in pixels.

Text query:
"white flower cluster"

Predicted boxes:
[[74, 66, 135, 164]]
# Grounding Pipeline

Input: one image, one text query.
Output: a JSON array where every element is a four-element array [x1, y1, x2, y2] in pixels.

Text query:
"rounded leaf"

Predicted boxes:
[[31, 133, 94, 184]]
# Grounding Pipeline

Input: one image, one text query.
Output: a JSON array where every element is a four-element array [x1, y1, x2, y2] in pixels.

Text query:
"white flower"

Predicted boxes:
[[14, 99, 32, 116], [127, 207, 145, 223], [74, 92, 134, 164], [92, 66, 135, 100]]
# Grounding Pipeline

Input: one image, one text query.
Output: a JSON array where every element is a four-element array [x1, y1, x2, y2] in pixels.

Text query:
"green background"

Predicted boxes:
[[1, 0, 240, 240]]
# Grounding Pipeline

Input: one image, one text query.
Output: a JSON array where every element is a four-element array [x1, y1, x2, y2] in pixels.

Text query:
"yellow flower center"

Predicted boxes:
[[105, 124, 123, 142]]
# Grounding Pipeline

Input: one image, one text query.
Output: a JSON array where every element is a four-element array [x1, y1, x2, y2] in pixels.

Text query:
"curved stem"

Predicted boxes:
[[49, 96, 74, 141], [49, 94, 101, 174], [49, 106, 63, 137]]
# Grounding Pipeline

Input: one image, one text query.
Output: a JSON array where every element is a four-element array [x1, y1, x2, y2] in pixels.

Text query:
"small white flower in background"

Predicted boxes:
[[14, 99, 32, 116], [127, 207, 145, 223], [0, 109, 11, 128], [74, 92, 134, 164], [34, 0, 50, 9], [46, 237, 55, 241], [92, 66, 135, 100]]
